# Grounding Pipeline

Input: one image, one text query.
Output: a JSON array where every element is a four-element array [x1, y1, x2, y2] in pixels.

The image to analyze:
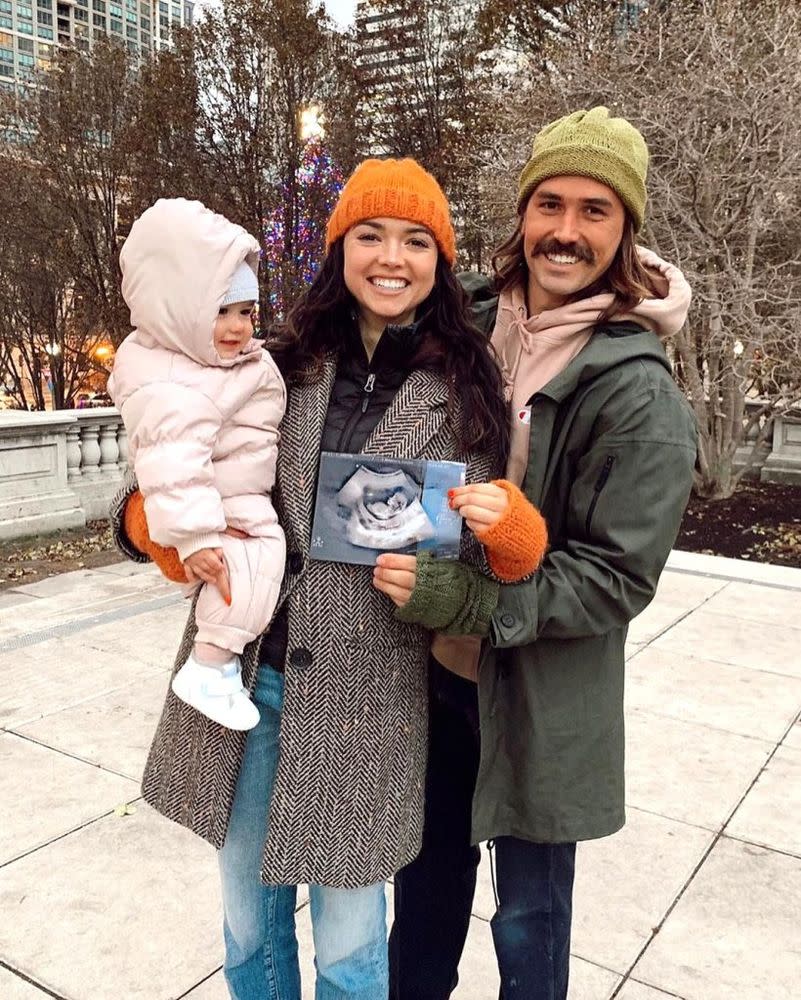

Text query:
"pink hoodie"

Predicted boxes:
[[492, 247, 692, 485], [108, 199, 286, 561]]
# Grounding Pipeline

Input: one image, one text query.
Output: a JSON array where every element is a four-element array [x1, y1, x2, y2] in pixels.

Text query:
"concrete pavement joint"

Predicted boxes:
[[608, 711, 799, 998], [3, 728, 142, 784], [626, 577, 730, 659], [174, 966, 223, 999], [0, 959, 67, 999], [722, 835, 801, 863], [0, 593, 183, 654], [0, 796, 144, 872]]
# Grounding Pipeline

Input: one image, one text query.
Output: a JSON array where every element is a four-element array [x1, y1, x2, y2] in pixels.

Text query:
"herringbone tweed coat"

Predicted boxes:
[[111, 356, 497, 888]]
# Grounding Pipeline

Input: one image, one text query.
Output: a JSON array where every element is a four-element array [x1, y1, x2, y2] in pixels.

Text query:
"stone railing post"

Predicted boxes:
[[99, 420, 120, 477], [761, 409, 801, 485], [72, 407, 127, 520], [66, 424, 82, 484]]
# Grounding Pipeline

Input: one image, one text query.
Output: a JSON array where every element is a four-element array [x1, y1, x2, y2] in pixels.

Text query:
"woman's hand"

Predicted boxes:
[[373, 553, 417, 607], [448, 483, 509, 536], [183, 547, 231, 605]]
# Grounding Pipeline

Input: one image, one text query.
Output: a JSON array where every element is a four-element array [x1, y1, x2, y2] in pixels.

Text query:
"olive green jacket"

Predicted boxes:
[[400, 274, 697, 844]]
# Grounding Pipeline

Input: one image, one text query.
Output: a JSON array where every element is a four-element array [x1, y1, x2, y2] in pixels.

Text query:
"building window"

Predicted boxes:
[[92, 12, 104, 25], [92, 0, 105, 10], [37, 10, 52, 22], [17, 21, 34, 33], [110, 16, 121, 31], [110, 2, 121, 13], [37, 24, 52, 37], [74, 7, 87, 19], [0, 15, 10, 28]]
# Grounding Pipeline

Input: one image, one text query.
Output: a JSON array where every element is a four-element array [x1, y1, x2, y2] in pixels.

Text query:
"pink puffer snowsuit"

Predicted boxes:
[[109, 198, 286, 653]]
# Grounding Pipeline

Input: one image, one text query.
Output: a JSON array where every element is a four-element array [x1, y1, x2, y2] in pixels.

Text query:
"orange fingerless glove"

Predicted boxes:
[[475, 479, 548, 583], [123, 490, 188, 584]]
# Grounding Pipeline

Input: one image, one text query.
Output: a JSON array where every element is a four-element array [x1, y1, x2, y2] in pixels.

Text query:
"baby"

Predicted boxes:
[[109, 198, 286, 730]]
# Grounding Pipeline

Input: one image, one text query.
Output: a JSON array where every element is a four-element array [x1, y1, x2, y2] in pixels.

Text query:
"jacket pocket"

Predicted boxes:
[[585, 455, 616, 535]]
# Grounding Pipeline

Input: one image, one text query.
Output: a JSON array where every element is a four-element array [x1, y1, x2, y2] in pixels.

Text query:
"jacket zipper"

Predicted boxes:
[[361, 373, 376, 413], [336, 372, 376, 452], [585, 455, 615, 535]]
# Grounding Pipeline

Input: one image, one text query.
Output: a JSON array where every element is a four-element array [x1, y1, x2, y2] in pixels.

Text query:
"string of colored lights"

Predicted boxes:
[[262, 136, 344, 319]]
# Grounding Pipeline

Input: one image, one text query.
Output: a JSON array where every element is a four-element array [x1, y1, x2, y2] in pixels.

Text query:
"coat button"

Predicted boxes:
[[289, 647, 312, 670], [287, 551, 303, 574], [500, 613, 516, 628]]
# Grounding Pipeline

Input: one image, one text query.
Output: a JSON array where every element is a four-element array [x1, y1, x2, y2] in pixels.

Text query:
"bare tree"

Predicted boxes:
[[6, 38, 139, 348], [188, 0, 343, 318], [474, 0, 801, 498], [0, 159, 112, 409]]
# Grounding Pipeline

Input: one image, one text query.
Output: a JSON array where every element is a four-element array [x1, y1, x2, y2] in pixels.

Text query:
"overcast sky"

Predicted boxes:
[[194, 0, 357, 27], [324, 0, 357, 25]]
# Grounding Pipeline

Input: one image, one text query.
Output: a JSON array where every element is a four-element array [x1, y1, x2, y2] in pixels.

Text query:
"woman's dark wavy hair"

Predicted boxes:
[[267, 239, 509, 457], [492, 205, 662, 322]]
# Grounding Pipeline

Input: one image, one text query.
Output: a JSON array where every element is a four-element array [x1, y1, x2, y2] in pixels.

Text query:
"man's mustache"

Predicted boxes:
[[532, 238, 594, 264]]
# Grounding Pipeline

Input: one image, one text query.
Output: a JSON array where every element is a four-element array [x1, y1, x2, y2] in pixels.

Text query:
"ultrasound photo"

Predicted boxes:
[[309, 452, 466, 566]]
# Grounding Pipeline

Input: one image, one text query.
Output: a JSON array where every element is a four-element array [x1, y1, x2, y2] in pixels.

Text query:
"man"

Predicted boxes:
[[373, 107, 697, 999]]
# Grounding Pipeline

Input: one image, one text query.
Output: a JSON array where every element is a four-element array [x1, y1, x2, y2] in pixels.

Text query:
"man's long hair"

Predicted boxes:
[[267, 239, 509, 456], [492, 205, 663, 321]]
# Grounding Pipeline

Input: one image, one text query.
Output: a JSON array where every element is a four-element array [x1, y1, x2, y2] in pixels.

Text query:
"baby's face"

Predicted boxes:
[[214, 300, 256, 358]]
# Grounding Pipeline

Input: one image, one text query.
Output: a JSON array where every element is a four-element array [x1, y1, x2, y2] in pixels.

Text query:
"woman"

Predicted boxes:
[[111, 158, 543, 999]]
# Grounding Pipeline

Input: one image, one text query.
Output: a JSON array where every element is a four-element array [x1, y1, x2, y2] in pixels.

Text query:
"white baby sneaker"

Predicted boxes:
[[171, 654, 260, 731]]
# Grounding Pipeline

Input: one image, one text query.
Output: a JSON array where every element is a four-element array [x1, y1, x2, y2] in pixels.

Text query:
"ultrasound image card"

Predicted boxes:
[[309, 452, 466, 566]]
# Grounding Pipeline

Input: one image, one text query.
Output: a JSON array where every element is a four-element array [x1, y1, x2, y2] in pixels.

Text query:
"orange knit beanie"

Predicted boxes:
[[325, 158, 456, 264]]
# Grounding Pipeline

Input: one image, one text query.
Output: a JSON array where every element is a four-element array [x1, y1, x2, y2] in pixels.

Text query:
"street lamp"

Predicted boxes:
[[300, 105, 325, 140], [42, 341, 61, 410]]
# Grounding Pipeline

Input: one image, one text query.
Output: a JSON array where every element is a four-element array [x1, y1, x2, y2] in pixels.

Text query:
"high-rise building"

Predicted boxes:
[[0, 0, 194, 93], [355, 0, 424, 96], [354, 0, 446, 155]]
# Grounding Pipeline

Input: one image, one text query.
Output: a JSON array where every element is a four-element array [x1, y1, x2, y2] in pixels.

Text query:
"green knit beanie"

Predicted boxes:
[[518, 107, 649, 229]]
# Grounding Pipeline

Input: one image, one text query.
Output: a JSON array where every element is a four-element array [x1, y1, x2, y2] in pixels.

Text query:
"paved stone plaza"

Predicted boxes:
[[1, 550, 799, 999]]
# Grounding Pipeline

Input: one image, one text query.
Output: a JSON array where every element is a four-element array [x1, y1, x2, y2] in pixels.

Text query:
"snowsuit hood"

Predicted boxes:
[[119, 198, 262, 368]]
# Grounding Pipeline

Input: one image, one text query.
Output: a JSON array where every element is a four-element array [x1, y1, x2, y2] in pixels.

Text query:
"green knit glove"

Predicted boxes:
[[395, 551, 500, 636]]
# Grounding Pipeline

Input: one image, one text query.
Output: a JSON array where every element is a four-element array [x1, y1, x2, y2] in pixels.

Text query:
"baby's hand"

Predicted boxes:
[[447, 483, 510, 537], [183, 547, 231, 605]]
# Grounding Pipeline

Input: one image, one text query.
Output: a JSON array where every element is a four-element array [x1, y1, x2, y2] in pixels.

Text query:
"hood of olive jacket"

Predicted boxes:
[[460, 249, 692, 485], [119, 198, 262, 368]]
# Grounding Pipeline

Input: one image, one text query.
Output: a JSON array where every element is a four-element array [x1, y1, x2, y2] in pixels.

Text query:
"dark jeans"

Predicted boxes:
[[389, 661, 576, 1000]]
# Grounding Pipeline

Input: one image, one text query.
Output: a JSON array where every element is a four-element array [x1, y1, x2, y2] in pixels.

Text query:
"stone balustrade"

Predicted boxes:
[[0, 408, 127, 540], [0, 404, 799, 542]]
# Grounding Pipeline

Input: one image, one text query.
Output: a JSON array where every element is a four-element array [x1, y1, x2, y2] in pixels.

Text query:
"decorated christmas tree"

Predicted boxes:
[[263, 132, 344, 319]]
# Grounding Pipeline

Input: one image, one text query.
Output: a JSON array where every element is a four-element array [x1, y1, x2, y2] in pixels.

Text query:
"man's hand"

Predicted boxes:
[[448, 483, 509, 536], [373, 553, 417, 607], [183, 547, 231, 605]]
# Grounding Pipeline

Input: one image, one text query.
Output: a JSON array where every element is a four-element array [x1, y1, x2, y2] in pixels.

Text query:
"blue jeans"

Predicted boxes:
[[219, 664, 388, 1000], [391, 661, 576, 1000]]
